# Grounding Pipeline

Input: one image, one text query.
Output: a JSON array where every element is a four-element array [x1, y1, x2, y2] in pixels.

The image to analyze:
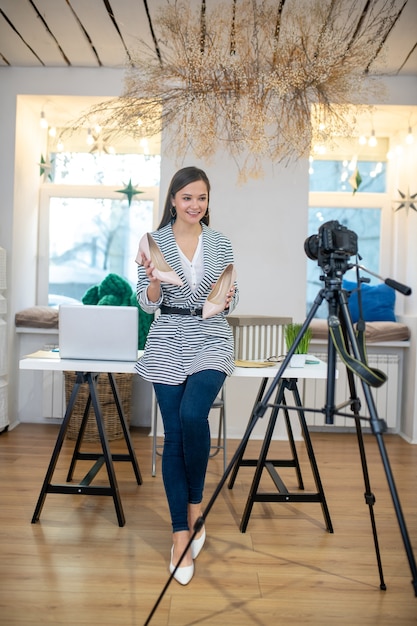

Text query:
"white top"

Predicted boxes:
[[177, 233, 204, 292]]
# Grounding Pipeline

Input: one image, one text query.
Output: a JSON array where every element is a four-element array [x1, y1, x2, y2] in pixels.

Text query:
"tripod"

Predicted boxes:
[[144, 259, 417, 625], [253, 262, 417, 597]]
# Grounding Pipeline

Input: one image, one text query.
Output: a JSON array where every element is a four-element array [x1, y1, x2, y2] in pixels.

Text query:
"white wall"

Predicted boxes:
[[1, 67, 417, 441]]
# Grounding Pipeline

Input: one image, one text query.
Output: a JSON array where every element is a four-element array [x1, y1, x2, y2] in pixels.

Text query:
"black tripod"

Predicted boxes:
[[253, 261, 417, 597], [145, 257, 417, 625]]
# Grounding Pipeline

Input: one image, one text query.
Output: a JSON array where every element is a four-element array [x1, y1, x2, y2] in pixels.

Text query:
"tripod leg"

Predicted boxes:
[[338, 348, 387, 589], [338, 290, 417, 595]]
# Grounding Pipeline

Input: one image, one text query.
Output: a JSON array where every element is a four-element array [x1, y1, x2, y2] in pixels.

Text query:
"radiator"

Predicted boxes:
[[303, 353, 401, 431], [43, 370, 66, 419]]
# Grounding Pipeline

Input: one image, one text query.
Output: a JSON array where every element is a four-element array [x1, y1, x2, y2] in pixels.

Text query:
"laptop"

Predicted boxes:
[[59, 305, 138, 361]]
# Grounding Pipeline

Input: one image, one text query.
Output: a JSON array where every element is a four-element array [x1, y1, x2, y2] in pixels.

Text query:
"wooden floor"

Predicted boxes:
[[0, 423, 416, 625]]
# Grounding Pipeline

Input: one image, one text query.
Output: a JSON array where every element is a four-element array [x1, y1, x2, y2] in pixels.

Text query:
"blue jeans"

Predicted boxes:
[[154, 369, 226, 533]]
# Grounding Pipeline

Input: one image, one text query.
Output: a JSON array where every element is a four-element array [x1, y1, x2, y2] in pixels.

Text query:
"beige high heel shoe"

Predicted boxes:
[[203, 264, 236, 319], [137, 233, 183, 286]]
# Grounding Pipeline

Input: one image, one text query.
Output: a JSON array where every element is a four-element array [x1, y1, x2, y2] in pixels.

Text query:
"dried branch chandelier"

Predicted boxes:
[[69, 0, 405, 180]]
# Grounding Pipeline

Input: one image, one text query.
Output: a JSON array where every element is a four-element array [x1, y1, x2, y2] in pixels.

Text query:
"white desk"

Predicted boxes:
[[20, 351, 143, 526], [19, 351, 328, 378], [20, 353, 330, 530]]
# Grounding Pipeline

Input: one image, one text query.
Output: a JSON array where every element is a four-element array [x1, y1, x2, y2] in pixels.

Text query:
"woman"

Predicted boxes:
[[135, 166, 239, 585]]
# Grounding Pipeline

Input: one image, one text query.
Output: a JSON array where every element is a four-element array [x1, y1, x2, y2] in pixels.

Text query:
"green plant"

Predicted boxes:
[[285, 323, 312, 354]]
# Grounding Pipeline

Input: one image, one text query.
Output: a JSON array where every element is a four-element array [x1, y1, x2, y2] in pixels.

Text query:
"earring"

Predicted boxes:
[[170, 206, 177, 218]]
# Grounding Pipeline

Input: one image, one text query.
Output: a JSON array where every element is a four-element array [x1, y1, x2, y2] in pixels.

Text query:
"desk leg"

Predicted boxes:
[[228, 377, 269, 489], [66, 385, 93, 482], [32, 375, 84, 524], [239, 382, 286, 532], [238, 379, 333, 534], [290, 380, 333, 533], [87, 373, 125, 527], [32, 372, 142, 527], [282, 395, 304, 490], [107, 373, 142, 485]]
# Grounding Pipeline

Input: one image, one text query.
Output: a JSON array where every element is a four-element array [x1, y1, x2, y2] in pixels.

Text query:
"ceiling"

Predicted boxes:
[[1, 0, 417, 74], [1, 0, 417, 137]]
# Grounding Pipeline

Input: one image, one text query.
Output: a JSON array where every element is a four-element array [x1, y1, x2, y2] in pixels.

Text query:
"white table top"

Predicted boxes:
[[19, 351, 330, 380]]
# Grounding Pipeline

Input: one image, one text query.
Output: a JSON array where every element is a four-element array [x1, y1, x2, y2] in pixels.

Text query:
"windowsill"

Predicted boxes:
[[310, 337, 410, 349], [16, 327, 58, 334]]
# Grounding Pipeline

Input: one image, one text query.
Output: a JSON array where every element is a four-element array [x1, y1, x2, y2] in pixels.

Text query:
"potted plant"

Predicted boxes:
[[285, 323, 312, 367]]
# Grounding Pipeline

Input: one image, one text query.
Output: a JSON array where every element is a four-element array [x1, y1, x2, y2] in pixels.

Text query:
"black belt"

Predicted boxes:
[[160, 305, 203, 317]]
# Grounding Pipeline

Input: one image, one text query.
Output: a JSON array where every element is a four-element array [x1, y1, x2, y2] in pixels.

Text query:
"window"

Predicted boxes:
[[38, 151, 160, 305], [306, 206, 381, 318], [47, 196, 155, 304], [308, 155, 388, 318], [309, 159, 386, 193]]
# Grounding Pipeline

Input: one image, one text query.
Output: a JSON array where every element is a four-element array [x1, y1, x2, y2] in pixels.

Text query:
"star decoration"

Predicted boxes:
[[38, 154, 53, 180], [393, 188, 417, 214], [349, 167, 362, 195], [116, 179, 143, 206], [89, 132, 113, 154]]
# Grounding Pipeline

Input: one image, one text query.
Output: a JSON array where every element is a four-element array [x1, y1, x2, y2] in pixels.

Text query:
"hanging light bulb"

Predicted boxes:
[[40, 111, 48, 129], [368, 129, 377, 147], [405, 126, 414, 145], [48, 126, 57, 138], [86, 128, 94, 146], [358, 135, 367, 145], [56, 139, 64, 152]]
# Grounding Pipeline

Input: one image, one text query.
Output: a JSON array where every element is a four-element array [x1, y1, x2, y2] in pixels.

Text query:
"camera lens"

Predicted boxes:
[[304, 235, 319, 260]]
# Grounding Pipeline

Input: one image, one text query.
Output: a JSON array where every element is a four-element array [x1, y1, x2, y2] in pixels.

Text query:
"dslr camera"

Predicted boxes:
[[304, 220, 358, 271]]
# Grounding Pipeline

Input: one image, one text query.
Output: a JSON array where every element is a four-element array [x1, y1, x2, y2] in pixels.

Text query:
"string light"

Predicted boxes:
[[86, 128, 94, 146], [405, 126, 414, 145], [39, 111, 48, 129], [368, 129, 377, 147]]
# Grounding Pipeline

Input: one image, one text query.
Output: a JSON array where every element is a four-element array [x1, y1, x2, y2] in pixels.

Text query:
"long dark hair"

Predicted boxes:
[[158, 166, 211, 229]]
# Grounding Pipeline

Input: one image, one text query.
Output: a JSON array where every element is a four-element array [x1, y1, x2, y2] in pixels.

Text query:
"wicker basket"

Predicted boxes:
[[64, 372, 133, 442]]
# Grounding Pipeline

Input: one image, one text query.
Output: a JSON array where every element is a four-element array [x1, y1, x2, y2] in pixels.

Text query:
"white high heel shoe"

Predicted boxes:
[[136, 233, 183, 287], [169, 546, 194, 585], [203, 264, 236, 319]]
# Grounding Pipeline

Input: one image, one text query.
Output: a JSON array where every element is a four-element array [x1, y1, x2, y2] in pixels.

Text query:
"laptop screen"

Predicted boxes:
[[59, 305, 139, 361]]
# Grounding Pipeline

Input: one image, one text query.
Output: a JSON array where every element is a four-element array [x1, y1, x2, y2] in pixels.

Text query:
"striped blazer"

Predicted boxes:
[[135, 223, 239, 384]]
